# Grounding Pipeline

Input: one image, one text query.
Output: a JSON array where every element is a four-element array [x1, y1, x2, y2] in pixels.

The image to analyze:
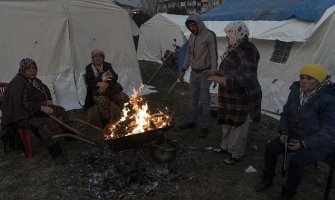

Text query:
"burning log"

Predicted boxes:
[[102, 85, 173, 141]]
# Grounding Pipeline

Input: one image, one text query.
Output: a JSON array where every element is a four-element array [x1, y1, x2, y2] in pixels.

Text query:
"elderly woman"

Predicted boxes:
[[1, 58, 68, 158], [255, 64, 335, 199], [206, 21, 262, 165], [84, 50, 127, 127]]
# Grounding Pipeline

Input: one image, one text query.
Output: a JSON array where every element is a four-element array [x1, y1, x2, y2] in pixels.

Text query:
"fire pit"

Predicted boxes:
[[101, 119, 173, 151], [101, 85, 177, 162]]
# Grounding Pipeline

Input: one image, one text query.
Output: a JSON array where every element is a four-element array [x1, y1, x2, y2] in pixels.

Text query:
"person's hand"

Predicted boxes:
[[280, 134, 288, 144], [102, 71, 113, 82], [46, 100, 53, 106], [97, 82, 109, 93], [288, 139, 301, 151], [178, 72, 185, 82], [208, 76, 225, 85], [41, 106, 54, 115], [202, 69, 217, 77]]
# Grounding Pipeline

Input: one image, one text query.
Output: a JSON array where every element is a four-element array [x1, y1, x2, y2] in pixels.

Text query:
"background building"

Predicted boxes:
[[157, 0, 224, 14]]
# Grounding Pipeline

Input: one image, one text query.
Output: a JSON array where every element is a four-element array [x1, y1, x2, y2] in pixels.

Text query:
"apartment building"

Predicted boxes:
[[158, 0, 224, 14]]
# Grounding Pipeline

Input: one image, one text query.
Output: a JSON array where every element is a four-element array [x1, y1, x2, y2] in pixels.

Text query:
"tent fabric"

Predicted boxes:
[[0, 0, 142, 110], [205, 19, 315, 42], [202, 0, 335, 22], [137, 13, 190, 63]]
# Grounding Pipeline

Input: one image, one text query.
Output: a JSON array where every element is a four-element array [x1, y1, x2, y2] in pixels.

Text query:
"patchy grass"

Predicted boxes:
[[0, 60, 333, 200]]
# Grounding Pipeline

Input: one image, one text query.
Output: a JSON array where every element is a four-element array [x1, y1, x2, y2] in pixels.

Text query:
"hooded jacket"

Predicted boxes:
[[183, 14, 217, 71]]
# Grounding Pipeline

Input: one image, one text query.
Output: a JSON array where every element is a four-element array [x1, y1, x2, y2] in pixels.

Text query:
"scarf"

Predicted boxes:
[[299, 79, 332, 108], [28, 78, 48, 101]]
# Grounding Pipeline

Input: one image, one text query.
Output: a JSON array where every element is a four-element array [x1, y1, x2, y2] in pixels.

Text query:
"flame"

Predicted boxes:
[[103, 84, 172, 140]]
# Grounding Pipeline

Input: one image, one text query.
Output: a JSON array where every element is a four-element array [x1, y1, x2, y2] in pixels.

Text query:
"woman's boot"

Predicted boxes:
[[48, 142, 62, 158], [255, 171, 274, 192]]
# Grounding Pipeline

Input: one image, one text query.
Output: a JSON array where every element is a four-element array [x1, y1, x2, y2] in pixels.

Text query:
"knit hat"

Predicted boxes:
[[300, 64, 327, 83]]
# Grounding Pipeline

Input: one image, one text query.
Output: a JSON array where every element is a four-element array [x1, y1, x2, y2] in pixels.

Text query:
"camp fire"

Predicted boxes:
[[102, 85, 173, 140]]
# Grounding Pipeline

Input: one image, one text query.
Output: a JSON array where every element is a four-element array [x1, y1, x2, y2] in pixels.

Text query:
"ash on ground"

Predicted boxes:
[[73, 145, 205, 199]]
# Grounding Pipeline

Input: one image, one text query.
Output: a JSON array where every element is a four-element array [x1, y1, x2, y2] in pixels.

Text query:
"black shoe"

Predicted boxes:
[[224, 156, 240, 165], [276, 186, 296, 200], [179, 122, 195, 129], [48, 142, 63, 158], [198, 128, 208, 138], [255, 171, 274, 192]]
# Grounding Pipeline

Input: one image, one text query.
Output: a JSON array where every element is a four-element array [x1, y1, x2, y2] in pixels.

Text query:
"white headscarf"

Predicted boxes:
[[224, 21, 249, 46], [222, 21, 249, 58]]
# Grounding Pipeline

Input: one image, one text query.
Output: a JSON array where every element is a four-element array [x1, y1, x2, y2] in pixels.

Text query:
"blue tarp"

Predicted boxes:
[[178, 41, 188, 71], [202, 0, 335, 22]]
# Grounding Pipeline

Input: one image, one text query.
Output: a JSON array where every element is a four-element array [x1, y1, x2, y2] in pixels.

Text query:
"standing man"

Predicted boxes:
[[179, 13, 217, 138]]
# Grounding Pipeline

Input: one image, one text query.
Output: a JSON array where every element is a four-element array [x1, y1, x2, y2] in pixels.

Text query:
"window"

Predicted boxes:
[[270, 40, 293, 64]]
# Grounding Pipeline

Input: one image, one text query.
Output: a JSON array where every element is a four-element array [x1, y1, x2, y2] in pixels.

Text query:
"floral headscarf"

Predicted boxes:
[[19, 58, 36, 74], [19, 58, 47, 99]]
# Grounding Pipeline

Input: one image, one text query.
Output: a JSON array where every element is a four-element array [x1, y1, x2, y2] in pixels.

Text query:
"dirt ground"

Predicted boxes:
[[0, 60, 333, 200]]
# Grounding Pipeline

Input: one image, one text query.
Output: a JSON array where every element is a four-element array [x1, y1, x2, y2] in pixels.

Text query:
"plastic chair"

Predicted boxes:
[[0, 83, 8, 119], [19, 129, 33, 159]]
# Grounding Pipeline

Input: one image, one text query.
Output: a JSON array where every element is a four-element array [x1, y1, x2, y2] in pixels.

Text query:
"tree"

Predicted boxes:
[[138, 0, 159, 15], [132, 12, 151, 27], [167, 6, 187, 15]]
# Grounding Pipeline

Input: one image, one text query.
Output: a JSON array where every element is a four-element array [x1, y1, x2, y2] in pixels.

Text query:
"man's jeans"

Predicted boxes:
[[188, 71, 211, 129]]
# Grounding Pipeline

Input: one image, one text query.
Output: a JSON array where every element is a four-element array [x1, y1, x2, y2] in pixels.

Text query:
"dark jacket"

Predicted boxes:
[[217, 41, 262, 126], [84, 61, 118, 110], [279, 80, 335, 150], [1, 73, 51, 126], [183, 14, 217, 71]]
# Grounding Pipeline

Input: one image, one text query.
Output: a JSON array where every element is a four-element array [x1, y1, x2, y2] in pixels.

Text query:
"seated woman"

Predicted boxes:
[[84, 50, 128, 127], [255, 64, 335, 199], [1, 58, 69, 158]]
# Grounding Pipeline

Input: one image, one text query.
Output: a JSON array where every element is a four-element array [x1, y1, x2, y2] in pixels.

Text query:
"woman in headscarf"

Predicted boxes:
[[205, 21, 262, 164], [84, 50, 128, 127], [255, 64, 335, 199], [1, 58, 68, 158]]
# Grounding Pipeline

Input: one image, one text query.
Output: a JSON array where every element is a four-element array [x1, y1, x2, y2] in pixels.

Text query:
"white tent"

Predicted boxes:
[[0, 0, 142, 110], [137, 13, 190, 63], [206, 6, 335, 117]]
